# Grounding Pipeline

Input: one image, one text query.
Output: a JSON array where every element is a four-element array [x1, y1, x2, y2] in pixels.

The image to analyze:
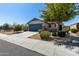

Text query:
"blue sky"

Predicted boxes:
[[64, 15, 79, 26], [0, 3, 44, 25], [0, 3, 78, 26]]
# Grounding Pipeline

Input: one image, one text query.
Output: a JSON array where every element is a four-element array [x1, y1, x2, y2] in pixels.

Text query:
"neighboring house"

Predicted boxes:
[[63, 26, 70, 31], [70, 23, 79, 30], [27, 18, 58, 31]]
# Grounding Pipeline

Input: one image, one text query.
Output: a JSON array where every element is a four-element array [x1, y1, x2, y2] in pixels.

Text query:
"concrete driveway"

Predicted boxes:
[[11, 31, 38, 38], [0, 39, 43, 56]]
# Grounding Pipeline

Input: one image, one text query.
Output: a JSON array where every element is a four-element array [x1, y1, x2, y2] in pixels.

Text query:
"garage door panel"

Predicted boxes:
[[29, 24, 42, 31]]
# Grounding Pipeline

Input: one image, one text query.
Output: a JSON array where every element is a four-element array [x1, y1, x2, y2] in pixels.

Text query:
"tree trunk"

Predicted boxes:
[[58, 24, 62, 31], [57, 22, 63, 31]]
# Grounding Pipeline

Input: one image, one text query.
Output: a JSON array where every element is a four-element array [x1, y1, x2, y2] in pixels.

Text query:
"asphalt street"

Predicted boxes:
[[0, 39, 44, 56]]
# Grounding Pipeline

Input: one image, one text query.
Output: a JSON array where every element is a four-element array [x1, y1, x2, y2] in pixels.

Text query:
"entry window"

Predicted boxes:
[[51, 23, 56, 28]]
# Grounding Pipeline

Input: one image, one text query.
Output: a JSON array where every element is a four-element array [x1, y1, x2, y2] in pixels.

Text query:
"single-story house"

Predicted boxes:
[[70, 23, 79, 30], [27, 18, 58, 31]]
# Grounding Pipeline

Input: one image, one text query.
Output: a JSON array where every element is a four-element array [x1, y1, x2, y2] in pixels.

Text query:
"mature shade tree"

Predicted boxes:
[[3, 23, 10, 31], [40, 3, 79, 31]]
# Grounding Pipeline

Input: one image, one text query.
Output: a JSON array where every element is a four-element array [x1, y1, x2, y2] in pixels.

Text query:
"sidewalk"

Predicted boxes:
[[0, 33, 79, 56]]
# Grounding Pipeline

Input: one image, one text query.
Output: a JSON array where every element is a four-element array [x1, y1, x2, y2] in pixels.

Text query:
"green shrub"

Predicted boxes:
[[21, 24, 27, 31], [39, 31, 51, 41], [38, 29, 44, 33], [52, 29, 57, 36], [13, 24, 22, 31], [70, 29, 78, 33], [58, 31, 66, 37]]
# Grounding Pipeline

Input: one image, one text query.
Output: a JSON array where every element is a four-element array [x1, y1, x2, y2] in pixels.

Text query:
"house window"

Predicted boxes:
[[51, 23, 56, 28], [54, 24, 56, 27]]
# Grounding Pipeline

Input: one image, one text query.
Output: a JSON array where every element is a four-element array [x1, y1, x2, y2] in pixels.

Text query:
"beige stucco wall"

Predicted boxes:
[[70, 24, 77, 29]]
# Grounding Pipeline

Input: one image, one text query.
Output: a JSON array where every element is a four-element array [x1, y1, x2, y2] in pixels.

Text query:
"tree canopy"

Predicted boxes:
[[40, 3, 79, 24]]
